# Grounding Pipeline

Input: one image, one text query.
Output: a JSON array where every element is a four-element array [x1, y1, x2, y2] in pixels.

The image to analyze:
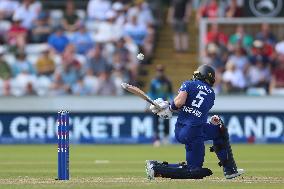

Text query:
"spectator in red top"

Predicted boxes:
[[7, 16, 28, 51], [250, 40, 273, 62], [225, 0, 243, 17], [205, 24, 228, 46], [196, 0, 219, 23], [61, 44, 81, 70], [270, 54, 284, 94]]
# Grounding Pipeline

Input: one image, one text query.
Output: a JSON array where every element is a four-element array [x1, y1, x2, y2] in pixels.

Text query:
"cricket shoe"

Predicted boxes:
[[145, 160, 156, 180], [225, 168, 245, 179]]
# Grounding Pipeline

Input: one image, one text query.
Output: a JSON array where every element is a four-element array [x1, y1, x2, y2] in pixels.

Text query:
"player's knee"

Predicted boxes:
[[176, 130, 190, 144]]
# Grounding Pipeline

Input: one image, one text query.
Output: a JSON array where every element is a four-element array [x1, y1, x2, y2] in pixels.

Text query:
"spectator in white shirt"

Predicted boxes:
[[112, 2, 126, 28], [247, 57, 270, 90], [87, 0, 111, 20], [0, 0, 19, 20], [127, 0, 154, 26], [227, 44, 249, 73], [97, 71, 117, 96], [123, 15, 148, 47], [30, 0, 42, 15], [222, 60, 246, 93], [13, 0, 38, 29], [95, 10, 122, 43]]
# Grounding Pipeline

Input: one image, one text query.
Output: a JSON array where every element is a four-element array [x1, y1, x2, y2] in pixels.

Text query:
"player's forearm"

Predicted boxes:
[[173, 98, 184, 109], [170, 92, 187, 111], [174, 91, 187, 107]]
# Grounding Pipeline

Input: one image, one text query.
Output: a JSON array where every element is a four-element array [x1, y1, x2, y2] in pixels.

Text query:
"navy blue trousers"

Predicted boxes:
[[175, 123, 228, 170]]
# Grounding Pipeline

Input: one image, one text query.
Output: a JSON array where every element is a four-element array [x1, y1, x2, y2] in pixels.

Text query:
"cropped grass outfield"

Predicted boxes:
[[0, 145, 283, 189]]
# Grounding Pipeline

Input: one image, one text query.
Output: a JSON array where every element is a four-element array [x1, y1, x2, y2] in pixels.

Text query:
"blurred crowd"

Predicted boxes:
[[0, 0, 156, 96], [196, 0, 244, 21], [1, 0, 283, 97], [197, 0, 284, 95]]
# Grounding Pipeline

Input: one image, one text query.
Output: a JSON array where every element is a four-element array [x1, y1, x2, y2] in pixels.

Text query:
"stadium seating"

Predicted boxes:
[[0, 0, 158, 96]]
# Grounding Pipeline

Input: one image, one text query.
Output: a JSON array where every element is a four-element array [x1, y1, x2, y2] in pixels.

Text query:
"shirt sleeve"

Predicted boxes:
[[178, 81, 191, 93]]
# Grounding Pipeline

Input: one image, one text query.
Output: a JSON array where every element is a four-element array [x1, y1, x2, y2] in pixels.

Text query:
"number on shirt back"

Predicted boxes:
[[192, 91, 207, 108]]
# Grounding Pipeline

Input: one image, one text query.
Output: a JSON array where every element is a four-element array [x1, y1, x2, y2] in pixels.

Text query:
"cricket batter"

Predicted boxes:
[[146, 64, 244, 180]]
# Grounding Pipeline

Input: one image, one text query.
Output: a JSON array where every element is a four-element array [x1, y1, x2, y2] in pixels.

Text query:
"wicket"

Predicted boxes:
[[57, 110, 70, 180]]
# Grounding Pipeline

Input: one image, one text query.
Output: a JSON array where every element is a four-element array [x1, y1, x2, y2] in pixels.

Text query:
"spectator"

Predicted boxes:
[[143, 24, 155, 58], [62, 0, 80, 32], [0, 0, 19, 20], [256, 23, 277, 46], [11, 51, 35, 77], [61, 44, 81, 71], [148, 64, 173, 146], [205, 24, 228, 47], [97, 71, 117, 95], [148, 64, 173, 104], [87, 0, 111, 20], [247, 58, 270, 91], [10, 51, 36, 96], [13, 0, 38, 30], [35, 48, 55, 76], [249, 40, 271, 65], [113, 38, 137, 79], [86, 45, 111, 76], [127, 0, 154, 26], [30, 0, 42, 15], [123, 36, 139, 62], [228, 25, 253, 51], [10, 72, 36, 96], [31, 12, 52, 43], [95, 10, 122, 43], [124, 15, 147, 47], [35, 75, 52, 96], [222, 60, 246, 93], [227, 44, 249, 73], [112, 2, 126, 27], [71, 23, 93, 55], [112, 52, 127, 94], [168, 0, 191, 52], [225, 0, 243, 17], [58, 44, 81, 93], [0, 47, 12, 80], [112, 39, 130, 71], [7, 17, 28, 51], [114, 38, 131, 65], [203, 43, 224, 71], [270, 54, 284, 95], [72, 76, 91, 95], [0, 80, 11, 96], [196, 0, 219, 23], [202, 44, 226, 94], [49, 72, 68, 95], [60, 62, 80, 93], [25, 82, 37, 95], [48, 26, 69, 53], [83, 69, 98, 94]]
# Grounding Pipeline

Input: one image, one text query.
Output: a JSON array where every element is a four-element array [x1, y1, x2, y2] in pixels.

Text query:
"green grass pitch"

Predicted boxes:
[[0, 144, 283, 189]]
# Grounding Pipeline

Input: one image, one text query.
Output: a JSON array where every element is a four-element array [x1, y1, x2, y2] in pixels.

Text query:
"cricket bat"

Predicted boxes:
[[121, 83, 163, 111]]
